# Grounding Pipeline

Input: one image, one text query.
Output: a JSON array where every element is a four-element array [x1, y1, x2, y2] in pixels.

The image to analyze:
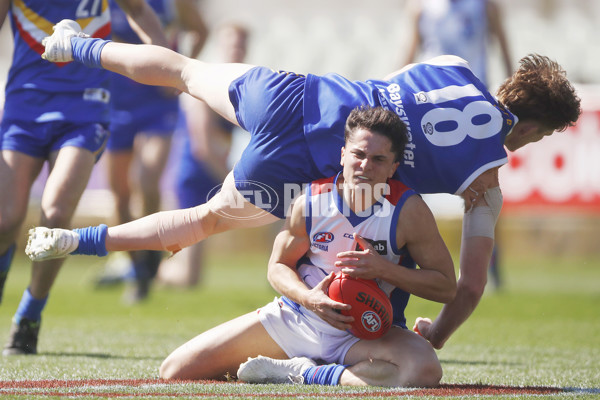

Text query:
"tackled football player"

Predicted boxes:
[[157, 107, 456, 387]]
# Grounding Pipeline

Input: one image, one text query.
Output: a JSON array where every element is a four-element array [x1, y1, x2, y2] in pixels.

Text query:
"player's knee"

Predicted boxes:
[[0, 212, 24, 239], [409, 358, 442, 387], [384, 333, 442, 387], [395, 351, 442, 387], [159, 357, 182, 380], [39, 206, 73, 228]]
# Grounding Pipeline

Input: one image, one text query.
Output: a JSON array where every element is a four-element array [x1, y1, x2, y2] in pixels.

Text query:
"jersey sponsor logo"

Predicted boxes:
[[356, 238, 387, 255], [379, 84, 416, 168]]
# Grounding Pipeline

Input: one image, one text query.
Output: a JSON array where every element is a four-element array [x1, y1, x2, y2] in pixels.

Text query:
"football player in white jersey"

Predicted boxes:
[[30, 20, 581, 355], [156, 106, 456, 386]]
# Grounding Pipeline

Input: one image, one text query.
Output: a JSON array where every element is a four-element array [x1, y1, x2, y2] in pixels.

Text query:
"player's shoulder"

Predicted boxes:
[[385, 179, 417, 206], [421, 55, 472, 70], [384, 55, 472, 81]]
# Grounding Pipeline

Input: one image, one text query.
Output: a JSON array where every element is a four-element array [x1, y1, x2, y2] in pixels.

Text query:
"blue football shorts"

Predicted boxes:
[[229, 66, 325, 219], [106, 104, 179, 152], [176, 147, 221, 209], [0, 118, 109, 161], [107, 76, 179, 152]]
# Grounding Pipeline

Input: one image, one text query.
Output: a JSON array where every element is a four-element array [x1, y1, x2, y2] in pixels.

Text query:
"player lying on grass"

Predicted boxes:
[[29, 20, 580, 351], [158, 107, 456, 387]]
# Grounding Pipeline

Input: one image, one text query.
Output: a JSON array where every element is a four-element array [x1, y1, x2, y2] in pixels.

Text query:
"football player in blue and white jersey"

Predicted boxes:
[[31, 21, 581, 353], [158, 106, 456, 386], [0, 0, 167, 356], [403, 0, 513, 292]]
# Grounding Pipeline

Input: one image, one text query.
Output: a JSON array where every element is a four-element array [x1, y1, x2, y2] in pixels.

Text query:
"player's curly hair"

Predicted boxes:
[[344, 106, 408, 162], [496, 54, 581, 132]]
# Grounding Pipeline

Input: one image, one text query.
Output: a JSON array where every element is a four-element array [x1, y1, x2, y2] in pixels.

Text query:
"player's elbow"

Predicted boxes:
[[437, 280, 456, 304], [458, 275, 486, 304], [266, 263, 285, 292]]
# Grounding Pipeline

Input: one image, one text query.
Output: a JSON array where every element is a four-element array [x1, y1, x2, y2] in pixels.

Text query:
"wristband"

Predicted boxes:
[[72, 224, 108, 257], [71, 36, 111, 68]]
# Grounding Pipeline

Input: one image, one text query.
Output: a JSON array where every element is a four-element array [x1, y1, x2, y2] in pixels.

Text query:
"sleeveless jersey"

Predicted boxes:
[[303, 56, 516, 195], [297, 173, 418, 328], [418, 0, 489, 83], [4, 0, 111, 123]]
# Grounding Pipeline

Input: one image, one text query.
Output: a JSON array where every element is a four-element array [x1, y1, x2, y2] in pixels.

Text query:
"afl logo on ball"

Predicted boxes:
[[361, 311, 382, 332]]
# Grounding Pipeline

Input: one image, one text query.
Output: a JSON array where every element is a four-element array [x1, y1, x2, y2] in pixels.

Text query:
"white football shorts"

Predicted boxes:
[[258, 296, 359, 365]]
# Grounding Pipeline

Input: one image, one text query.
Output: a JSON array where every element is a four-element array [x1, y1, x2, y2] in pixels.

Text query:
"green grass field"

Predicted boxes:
[[0, 231, 599, 399]]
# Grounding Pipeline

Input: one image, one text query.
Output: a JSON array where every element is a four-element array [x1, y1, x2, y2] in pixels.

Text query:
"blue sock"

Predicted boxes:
[[302, 364, 347, 385], [72, 224, 108, 257], [0, 243, 16, 274], [14, 288, 48, 324], [71, 36, 110, 68]]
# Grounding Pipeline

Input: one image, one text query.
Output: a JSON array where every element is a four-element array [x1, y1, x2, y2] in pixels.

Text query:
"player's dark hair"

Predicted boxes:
[[344, 106, 407, 162], [497, 54, 581, 132]]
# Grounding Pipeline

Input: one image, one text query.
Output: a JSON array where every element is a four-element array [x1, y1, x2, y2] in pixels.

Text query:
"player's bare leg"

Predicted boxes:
[[4, 146, 94, 356], [341, 327, 442, 387], [98, 42, 255, 126], [104, 171, 279, 253], [29, 146, 95, 297], [160, 311, 286, 380], [0, 151, 44, 252], [0, 150, 45, 301]]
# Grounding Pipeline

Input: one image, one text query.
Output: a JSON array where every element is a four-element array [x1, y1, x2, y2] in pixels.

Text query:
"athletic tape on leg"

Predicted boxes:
[[156, 208, 206, 253]]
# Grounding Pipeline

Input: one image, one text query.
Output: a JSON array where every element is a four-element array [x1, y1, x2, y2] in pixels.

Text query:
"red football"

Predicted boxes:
[[327, 272, 392, 340]]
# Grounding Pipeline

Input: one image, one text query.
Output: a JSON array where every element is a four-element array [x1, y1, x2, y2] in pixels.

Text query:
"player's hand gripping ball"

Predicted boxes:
[[327, 272, 392, 340]]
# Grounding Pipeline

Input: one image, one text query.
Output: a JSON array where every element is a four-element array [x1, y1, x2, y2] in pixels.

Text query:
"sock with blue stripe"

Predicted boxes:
[[71, 36, 111, 68], [72, 224, 108, 257], [14, 288, 48, 324], [302, 364, 347, 385]]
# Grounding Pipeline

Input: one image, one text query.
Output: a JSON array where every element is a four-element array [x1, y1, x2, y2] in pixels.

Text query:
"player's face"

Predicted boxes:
[[340, 129, 399, 189], [505, 123, 554, 151]]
